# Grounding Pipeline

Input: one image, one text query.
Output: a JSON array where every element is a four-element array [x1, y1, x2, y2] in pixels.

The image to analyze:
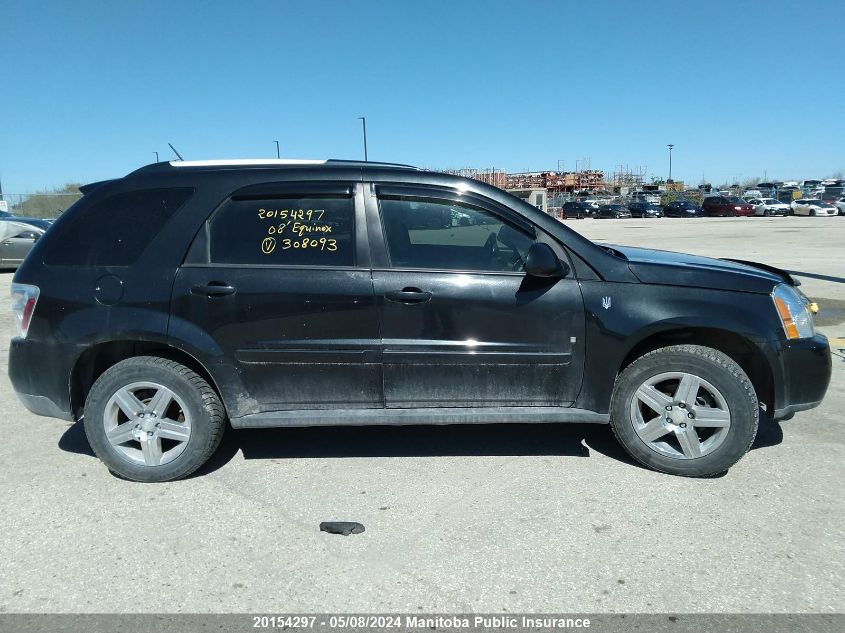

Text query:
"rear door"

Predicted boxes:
[[365, 184, 585, 408], [170, 181, 382, 412]]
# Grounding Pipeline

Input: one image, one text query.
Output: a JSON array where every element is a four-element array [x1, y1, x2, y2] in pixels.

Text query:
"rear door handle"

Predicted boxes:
[[191, 282, 236, 297], [385, 287, 432, 304]]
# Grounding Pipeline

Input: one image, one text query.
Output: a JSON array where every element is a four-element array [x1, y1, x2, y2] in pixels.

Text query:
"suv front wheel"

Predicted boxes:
[[83, 356, 225, 482], [610, 345, 759, 477]]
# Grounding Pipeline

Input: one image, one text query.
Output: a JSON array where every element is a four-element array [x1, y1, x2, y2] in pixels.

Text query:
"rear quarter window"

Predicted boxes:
[[44, 188, 194, 266]]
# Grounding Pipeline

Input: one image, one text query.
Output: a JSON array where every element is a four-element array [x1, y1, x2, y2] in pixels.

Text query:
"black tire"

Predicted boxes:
[[609, 345, 758, 477], [764, 209, 771, 217], [83, 356, 225, 482], [810, 209, 816, 216]]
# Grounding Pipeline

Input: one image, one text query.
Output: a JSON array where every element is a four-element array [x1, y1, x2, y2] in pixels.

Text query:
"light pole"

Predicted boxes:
[[153, 151, 159, 163], [274, 140, 280, 159], [358, 117, 368, 161], [667, 144, 674, 182]]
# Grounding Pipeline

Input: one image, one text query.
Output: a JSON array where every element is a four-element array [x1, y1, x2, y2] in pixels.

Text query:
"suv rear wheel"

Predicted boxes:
[[610, 345, 758, 477], [83, 356, 225, 482]]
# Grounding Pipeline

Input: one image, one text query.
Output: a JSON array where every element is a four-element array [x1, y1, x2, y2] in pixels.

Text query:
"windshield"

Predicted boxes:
[[726, 197, 745, 204]]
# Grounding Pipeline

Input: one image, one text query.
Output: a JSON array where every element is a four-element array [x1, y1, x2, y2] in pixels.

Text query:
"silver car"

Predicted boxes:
[[790, 199, 837, 216], [748, 197, 791, 216], [0, 221, 45, 268]]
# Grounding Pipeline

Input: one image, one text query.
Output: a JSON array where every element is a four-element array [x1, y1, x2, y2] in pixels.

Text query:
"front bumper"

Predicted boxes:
[[771, 334, 832, 421]]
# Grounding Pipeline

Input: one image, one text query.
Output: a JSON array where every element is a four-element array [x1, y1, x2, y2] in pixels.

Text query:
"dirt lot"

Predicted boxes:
[[0, 216, 843, 614]]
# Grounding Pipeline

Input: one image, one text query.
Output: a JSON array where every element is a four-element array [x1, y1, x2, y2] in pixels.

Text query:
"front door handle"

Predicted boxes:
[[191, 282, 236, 297], [385, 287, 432, 304]]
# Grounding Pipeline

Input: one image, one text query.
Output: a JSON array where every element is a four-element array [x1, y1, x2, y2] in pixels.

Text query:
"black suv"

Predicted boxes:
[[627, 201, 663, 218], [9, 160, 831, 481], [561, 200, 598, 219], [663, 200, 705, 217]]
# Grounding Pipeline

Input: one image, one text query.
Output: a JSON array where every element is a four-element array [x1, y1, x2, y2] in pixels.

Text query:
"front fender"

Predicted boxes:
[[575, 281, 783, 413]]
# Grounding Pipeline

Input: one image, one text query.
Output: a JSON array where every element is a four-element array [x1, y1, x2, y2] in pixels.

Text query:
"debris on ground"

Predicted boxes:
[[319, 521, 365, 536]]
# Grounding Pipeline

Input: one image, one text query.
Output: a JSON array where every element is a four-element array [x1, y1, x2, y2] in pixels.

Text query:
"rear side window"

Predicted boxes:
[[44, 188, 194, 266], [208, 196, 354, 266]]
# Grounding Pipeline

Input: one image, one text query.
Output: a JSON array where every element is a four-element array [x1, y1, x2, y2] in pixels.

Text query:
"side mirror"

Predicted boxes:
[[525, 242, 567, 278]]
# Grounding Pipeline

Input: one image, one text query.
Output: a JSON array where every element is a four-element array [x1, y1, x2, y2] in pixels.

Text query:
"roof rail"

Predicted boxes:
[[169, 159, 327, 167], [163, 158, 420, 169]]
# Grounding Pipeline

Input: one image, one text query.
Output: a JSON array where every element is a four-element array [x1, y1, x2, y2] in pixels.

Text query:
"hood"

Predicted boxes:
[[605, 244, 794, 293]]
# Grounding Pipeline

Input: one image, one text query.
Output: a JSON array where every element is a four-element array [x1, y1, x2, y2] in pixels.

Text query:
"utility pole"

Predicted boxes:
[[274, 140, 280, 159], [667, 144, 674, 182], [358, 117, 368, 161]]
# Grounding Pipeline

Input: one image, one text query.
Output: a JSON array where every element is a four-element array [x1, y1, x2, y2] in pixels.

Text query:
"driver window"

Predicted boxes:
[[379, 196, 535, 272]]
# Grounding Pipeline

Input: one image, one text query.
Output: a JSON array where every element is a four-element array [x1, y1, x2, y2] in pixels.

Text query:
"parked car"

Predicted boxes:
[[0, 216, 54, 231], [702, 196, 755, 217], [791, 199, 837, 216], [747, 198, 791, 216], [835, 197, 845, 216], [627, 201, 663, 218], [9, 159, 831, 481], [662, 200, 704, 217], [0, 221, 45, 269], [630, 191, 662, 205], [562, 200, 598, 219], [596, 204, 632, 219]]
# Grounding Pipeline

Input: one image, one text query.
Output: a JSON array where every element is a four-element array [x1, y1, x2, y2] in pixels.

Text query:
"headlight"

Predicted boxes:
[[772, 284, 815, 339]]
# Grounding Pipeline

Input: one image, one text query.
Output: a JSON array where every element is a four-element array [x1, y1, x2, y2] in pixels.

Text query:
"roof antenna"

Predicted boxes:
[[168, 143, 184, 161]]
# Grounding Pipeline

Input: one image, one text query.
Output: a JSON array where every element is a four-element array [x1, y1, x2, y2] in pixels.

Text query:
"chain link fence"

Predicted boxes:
[[0, 191, 83, 219]]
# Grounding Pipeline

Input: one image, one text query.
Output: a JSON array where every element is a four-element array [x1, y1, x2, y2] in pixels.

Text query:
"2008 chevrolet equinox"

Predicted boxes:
[[9, 159, 832, 481]]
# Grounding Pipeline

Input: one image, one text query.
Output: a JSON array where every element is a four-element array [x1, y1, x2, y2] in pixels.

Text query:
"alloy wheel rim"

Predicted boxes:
[[629, 371, 731, 460], [103, 381, 192, 467]]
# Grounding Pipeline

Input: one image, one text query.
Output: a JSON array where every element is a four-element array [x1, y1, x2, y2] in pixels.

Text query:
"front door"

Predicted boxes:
[[170, 182, 382, 413], [367, 185, 585, 408]]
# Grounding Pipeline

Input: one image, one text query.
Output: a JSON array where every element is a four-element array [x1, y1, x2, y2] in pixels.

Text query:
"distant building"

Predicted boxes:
[[440, 167, 606, 203], [440, 168, 507, 189], [507, 188, 547, 213]]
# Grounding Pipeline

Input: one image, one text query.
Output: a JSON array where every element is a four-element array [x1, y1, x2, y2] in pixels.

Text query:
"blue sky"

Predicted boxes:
[[1, 0, 843, 192]]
